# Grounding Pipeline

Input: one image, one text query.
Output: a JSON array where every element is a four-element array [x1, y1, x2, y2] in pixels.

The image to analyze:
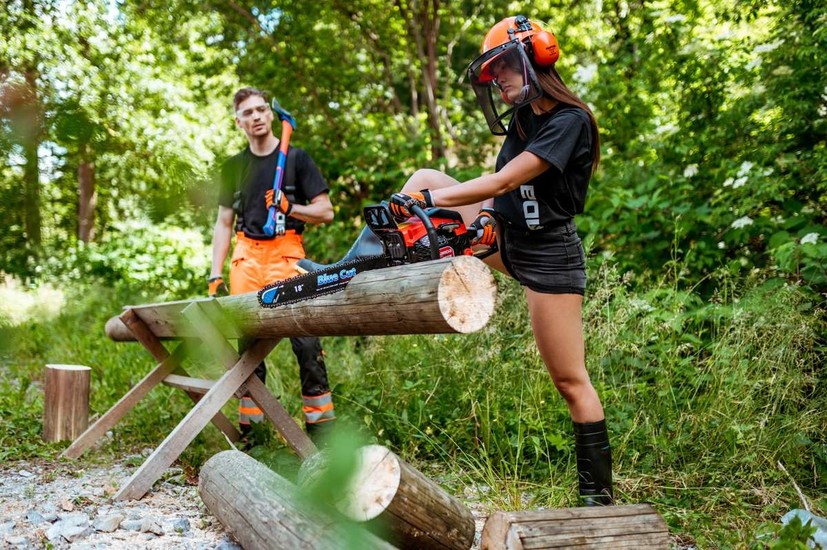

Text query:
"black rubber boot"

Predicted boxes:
[[297, 226, 384, 272], [573, 419, 614, 506]]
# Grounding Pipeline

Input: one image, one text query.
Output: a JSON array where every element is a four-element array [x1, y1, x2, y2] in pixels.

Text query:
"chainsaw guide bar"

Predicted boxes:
[[257, 255, 389, 308]]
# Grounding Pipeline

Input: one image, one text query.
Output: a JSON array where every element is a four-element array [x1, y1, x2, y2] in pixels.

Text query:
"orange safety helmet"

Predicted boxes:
[[467, 15, 558, 135], [478, 16, 559, 83]]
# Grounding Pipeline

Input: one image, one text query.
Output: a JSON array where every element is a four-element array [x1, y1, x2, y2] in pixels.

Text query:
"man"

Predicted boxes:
[[209, 87, 336, 444]]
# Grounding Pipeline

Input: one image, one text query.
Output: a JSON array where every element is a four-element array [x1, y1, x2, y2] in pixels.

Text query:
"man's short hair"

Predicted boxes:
[[233, 87, 269, 111]]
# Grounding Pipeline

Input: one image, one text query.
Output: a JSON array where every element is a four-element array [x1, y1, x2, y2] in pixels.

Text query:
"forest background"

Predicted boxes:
[[1, 0, 825, 547]]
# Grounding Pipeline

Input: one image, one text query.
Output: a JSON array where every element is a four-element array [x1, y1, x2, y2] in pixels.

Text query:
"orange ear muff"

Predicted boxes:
[[530, 31, 559, 66]]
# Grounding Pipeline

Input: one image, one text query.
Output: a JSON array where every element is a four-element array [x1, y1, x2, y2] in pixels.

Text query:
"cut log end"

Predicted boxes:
[[438, 255, 497, 334], [342, 445, 402, 521]]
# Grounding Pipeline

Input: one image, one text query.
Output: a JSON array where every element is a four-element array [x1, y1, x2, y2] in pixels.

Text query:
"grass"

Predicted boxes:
[[0, 264, 824, 548]]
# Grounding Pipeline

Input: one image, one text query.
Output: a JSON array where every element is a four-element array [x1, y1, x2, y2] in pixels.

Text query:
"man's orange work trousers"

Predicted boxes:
[[229, 231, 306, 294], [229, 231, 335, 433]]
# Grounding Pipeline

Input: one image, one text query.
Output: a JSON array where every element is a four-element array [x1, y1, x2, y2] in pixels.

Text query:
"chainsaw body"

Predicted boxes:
[[258, 203, 479, 307], [363, 204, 474, 264]]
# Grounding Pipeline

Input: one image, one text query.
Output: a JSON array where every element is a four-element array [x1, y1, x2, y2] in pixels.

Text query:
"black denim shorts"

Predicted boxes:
[[500, 221, 587, 295]]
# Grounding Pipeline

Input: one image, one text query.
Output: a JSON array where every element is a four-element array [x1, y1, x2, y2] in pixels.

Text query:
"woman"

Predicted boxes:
[[389, 15, 613, 506]]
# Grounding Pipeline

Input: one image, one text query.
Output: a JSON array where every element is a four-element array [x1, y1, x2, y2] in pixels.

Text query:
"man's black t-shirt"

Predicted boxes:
[[218, 146, 328, 238], [494, 105, 593, 231]]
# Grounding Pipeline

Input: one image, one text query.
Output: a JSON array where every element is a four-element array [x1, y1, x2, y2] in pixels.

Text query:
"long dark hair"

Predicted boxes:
[[519, 66, 601, 173]]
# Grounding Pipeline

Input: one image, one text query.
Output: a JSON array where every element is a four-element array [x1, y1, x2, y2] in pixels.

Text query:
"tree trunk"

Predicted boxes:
[[481, 504, 671, 549], [298, 445, 475, 550], [422, 0, 444, 162], [77, 143, 96, 242], [22, 67, 41, 246], [105, 256, 496, 341], [199, 450, 397, 550], [42, 364, 91, 442], [397, 0, 445, 161]]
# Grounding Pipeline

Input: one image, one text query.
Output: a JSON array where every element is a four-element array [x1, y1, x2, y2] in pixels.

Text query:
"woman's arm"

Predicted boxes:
[[430, 151, 551, 207]]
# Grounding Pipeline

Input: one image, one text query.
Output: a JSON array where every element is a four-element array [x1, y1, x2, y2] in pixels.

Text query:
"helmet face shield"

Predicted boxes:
[[468, 41, 542, 135]]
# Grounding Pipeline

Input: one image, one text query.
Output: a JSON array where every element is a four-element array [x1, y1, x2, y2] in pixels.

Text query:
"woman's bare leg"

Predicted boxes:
[[524, 288, 604, 422]]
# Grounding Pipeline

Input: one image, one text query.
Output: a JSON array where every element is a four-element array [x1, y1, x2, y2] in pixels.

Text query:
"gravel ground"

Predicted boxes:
[[0, 451, 489, 549], [0, 454, 237, 549]]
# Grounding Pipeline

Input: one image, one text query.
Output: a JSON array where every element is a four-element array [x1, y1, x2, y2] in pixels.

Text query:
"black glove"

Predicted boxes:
[[469, 208, 497, 247], [208, 276, 229, 297], [389, 189, 433, 220]]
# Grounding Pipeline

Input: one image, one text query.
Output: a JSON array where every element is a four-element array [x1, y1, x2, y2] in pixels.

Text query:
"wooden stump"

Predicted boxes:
[[199, 450, 396, 550], [42, 364, 91, 442], [481, 504, 670, 549], [298, 444, 475, 550]]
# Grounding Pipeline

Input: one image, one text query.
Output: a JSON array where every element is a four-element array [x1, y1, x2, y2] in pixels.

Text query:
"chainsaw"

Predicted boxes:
[[257, 203, 493, 307]]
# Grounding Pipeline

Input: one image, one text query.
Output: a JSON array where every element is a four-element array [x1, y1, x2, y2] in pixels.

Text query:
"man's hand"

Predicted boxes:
[[469, 209, 497, 247], [265, 189, 292, 215], [208, 276, 229, 297], [389, 189, 433, 220]]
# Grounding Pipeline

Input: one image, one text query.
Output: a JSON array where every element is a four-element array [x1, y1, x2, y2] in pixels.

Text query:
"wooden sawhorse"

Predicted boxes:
[[62, 257, 498, 500], [61, 299, 316, 501]]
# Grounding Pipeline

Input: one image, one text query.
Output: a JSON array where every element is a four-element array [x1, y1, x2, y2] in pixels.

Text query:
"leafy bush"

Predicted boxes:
[[751, 514, 820, 549], [582, 0, 827, 292], [32, 219, 210, 300]]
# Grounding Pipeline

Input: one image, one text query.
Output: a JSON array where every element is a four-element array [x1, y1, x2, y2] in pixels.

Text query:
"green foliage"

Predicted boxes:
[[0, 0, 237, 276], [751, 515, 820, 549], [583, 0, 827, 291], [32, 218, 210, 300], [3, 0, 824, 294]]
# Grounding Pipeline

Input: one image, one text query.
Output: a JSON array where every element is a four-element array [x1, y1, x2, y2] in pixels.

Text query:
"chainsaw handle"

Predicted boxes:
[[410, 204, 441, 260]]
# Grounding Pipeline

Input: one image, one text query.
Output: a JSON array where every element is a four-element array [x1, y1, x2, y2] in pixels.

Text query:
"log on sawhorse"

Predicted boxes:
[[61, 256, 497, 501]]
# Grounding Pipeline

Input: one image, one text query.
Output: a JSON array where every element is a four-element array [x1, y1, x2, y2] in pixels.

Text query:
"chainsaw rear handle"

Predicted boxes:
[[410, 204, 441, 260]]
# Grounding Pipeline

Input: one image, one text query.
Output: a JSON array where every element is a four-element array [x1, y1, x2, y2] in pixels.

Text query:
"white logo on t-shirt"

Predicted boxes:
[[520, 185, 541, 229]]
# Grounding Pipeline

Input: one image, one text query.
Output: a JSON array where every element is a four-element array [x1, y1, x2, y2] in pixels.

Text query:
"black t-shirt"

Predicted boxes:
[[494, 105, 593, 230], [218, 146, 328, 238]]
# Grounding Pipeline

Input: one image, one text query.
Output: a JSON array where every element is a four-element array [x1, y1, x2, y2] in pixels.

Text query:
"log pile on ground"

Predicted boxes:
[[201, 447, 672, 549]]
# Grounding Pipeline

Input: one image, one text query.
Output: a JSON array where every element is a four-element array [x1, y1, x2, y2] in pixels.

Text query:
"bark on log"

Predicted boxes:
[[105, 256, 496, 341], [480, 504, 670, 549], [199, 450, 397, 550], [42, 364, 91, 442], [298, 444, 475, 550]]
